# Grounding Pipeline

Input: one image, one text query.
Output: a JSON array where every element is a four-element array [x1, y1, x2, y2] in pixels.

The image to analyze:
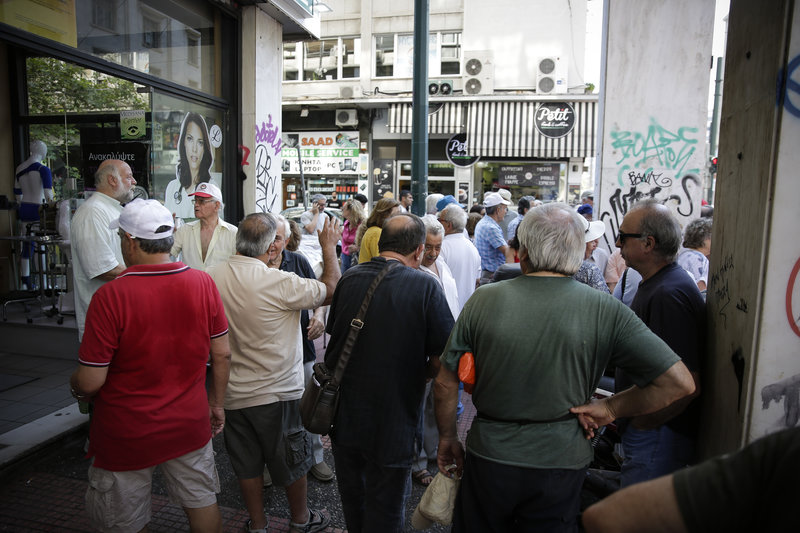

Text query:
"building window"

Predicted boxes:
[[143, 16, 163, 49], [282, 37, 361, 81], [92, 0, 117, 32], [374, 32, 461, 78], [187, 30, 200, 67]]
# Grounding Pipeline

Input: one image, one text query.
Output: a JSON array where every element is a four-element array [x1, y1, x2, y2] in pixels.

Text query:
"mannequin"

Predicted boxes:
[[14, 140, 53, 290]]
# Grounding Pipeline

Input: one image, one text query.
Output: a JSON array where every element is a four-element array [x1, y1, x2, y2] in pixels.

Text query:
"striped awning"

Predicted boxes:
[[466, 101, 597, 158], [388, 102, 464, 134]]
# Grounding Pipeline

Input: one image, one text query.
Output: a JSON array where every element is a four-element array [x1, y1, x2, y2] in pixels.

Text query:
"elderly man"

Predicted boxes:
[[434, 202, 695, 533], [71, 159, 136, 339], [171, 182, 236, 271], [474, 192, 514, 285], [506, 195, 536, 241], [70, 199, 231, 533], [265, 214, 333, 483], [326, 213, 454, 533], [614, 199, 706, 487], [208, 213, 340, 533], [438, 204, 481, 311], [301, 194, 328, 235]]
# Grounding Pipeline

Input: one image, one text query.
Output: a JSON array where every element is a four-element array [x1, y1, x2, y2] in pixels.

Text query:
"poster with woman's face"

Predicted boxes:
[[164, 112, 218, 221]]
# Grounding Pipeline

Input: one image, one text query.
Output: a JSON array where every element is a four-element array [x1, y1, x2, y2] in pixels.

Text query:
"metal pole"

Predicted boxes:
[[710, 57, 723, 156], [410, 0, 429, 216]]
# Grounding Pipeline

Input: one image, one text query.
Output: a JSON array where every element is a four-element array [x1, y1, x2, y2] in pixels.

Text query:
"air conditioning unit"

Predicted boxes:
[[463, 51, 494, 95], [536, 56, 568, 94], [428, 79, 454, 96], [339, 85, 361, 99], [335, 108, 358, 127]]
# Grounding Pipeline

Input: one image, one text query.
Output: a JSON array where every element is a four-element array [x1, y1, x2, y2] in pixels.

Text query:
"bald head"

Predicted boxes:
[[95, 159, 136, 203], [378, 213, 425, 257]]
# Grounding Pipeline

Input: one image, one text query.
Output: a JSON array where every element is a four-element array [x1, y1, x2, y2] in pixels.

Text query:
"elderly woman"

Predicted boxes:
[[340, 198, 365, 273], [357, 198, 401, 264], [573, 218, 611, 293], [165, 112, 217, 221], [678, 217, 712, 292], [170, 182, 237, 271]]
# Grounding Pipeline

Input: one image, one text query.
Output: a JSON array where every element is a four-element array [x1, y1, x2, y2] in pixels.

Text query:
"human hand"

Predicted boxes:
[[307, 316, 325, 340], [348, 244, 359, 255], [210, 406, 225, 436], [437, 437, 465, 478], [570, 398, 616, 439]]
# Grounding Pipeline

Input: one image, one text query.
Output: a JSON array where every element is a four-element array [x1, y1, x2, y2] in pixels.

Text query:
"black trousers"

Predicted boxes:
[[453, 452, 586, 533]]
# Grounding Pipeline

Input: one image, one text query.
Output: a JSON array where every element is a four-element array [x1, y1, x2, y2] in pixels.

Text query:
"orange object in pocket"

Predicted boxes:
[[458, 352, 476, 394]]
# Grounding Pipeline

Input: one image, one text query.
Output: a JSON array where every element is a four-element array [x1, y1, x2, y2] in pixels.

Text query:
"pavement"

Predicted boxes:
[[0, 306, 477, 532]]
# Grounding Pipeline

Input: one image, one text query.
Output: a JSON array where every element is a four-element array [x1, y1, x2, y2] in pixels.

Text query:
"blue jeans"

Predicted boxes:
[[620, 424, 695, 487], [332, 443, 411, 533], [341, 253, 353, 273]]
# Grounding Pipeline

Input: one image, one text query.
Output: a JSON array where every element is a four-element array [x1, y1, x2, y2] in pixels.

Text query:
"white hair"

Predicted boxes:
[[518, 202, 584, 276], [439, 203, 468, 232], [421, 214, 444, 236]]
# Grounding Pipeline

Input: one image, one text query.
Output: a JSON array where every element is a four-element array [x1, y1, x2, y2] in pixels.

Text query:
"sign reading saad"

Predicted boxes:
[[281, 131, 360, 175]]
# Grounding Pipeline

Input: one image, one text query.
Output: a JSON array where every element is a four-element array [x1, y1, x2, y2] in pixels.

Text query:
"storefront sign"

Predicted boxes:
[[281, 131, 360, 175], [534, 102, 576, 139], [82, 142, 149, 190], [446, 133, 480, 168], [498, 163, 559, 187], [120, 110, 146, 140]]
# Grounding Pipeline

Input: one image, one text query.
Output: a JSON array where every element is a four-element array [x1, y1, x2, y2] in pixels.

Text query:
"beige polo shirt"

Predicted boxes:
[[208, 255, 326, 410]]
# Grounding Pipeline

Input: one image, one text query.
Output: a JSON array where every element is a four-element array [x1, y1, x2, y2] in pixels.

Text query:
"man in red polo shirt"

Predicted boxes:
[[70, 199, 231, 533]]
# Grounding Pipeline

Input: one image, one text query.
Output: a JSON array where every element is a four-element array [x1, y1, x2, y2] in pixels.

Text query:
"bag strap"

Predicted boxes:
[[331, 260, 400, 384], [620, 268, 629, 300]]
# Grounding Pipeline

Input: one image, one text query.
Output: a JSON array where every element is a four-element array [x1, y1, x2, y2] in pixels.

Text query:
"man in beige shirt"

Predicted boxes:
[[208, 212, 340, 533], [171, 182, 237, 271]]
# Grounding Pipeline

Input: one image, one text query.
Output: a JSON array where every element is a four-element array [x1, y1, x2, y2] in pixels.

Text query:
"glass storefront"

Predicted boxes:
[[475, 161, 567, 202]]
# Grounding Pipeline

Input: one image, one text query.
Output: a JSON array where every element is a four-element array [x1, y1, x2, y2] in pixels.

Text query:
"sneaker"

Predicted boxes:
[[263, 466, 273, 487], [309, 461, 334, 482], [244, 517, 269, 533], [290, 509, 330, 533]]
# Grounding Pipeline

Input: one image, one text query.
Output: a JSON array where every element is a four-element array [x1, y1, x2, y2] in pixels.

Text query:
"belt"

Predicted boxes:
[[477, 411, 575, 425]]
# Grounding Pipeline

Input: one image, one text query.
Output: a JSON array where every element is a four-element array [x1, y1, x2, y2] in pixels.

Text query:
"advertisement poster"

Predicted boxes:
[[281, 131, 360, 175], [498, 163, 559, 187], [81, 142, 149, 191]]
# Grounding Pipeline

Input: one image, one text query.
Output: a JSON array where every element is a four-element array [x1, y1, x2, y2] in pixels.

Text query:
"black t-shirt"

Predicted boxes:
[[674, 427, 800, 532], [279, 250, 317, 364]]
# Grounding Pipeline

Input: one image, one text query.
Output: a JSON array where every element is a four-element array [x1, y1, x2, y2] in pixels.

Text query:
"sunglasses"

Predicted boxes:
[[616, 230, 644, 243]]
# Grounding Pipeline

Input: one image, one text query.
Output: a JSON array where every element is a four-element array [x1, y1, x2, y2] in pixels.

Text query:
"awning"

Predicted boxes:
[[388, 102, 463, 134], [466, 100, 597, 159]]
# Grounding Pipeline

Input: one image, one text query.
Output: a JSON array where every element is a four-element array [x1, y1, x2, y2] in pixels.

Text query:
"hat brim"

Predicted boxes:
[[585, 221, 606, 242], [189, 192, 214, 198]]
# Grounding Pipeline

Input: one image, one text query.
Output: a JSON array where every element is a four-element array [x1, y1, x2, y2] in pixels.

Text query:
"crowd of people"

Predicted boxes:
[[68, 161, 745, 533]]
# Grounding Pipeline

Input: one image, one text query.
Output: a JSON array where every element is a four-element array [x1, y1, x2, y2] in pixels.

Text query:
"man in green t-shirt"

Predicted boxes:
[[433, 202, 695, 533]]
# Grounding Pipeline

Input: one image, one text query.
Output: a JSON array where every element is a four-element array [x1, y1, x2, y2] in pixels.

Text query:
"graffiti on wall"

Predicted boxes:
[[254, 115, 281, 213], [762, 373, 800, 428], [779, 54, 800, 118], [600, 117, 702, 250]]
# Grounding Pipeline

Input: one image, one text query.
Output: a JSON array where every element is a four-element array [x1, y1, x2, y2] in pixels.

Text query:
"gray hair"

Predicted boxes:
[[630, 199, 682, 262], [236, 212, 277, 257], [682, 217, 712, 250], [518, 202, 584, 276], [275, 214, 291, 236], [137, 227, 174, 254], [439, 203, 468, 232], [421, 214, 444, 237], [311, 194, 326, 204], [426, 193, 444, 215]]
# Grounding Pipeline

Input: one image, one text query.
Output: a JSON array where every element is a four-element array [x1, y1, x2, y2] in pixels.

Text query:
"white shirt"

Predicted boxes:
[[70, 191, 124, 339], [208, 255, 327, 410], [171, 218, 237, 271], [421, 257, 461, 320], [440, 232, 482, 312], [590, 246, 610, 278], [300, 209, 327, 235]]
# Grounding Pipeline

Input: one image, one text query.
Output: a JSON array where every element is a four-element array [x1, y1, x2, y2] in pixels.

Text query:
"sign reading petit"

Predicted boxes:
[[534, 102, 576, 139], [446, 133, 480, 168]]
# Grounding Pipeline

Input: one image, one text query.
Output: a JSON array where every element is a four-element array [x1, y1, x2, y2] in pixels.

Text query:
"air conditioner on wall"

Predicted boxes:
[[463, 51, 494, 95], [335, 109, 358, 127], [339, 85, 361, 99], [536, 56, 568, 94]]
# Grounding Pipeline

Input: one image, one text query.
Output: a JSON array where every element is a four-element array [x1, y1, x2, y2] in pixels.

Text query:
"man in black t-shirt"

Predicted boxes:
[[615, 199, 706, 487]]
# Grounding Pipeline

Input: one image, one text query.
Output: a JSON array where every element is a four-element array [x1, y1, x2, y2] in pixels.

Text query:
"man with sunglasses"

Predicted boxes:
[[614, 199, 706, 487]]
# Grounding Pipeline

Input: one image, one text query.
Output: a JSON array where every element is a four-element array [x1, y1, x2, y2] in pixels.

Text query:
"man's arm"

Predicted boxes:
[[307, 306, 327, 340], [317, 217, 342, 305], [582, 474, 687, 533], [303, 206, 322, 234], [499, 244, 515, 263], [95, 265, 125, 281], [629, 371, 701, 430], [570, 361, 695, 438], [433, 362, 465, 477], [70, 365, 109, 399], [208, 333, 231, 437]]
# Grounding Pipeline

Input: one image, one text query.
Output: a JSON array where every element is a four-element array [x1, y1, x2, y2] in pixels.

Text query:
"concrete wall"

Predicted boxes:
[[241, 6, 284, 214], [702, 0, 799, 457], [595, 0, 713, 252]]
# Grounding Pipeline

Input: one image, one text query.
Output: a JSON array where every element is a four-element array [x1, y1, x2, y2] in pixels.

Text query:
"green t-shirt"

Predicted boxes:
[[440, 275, 679, 469]]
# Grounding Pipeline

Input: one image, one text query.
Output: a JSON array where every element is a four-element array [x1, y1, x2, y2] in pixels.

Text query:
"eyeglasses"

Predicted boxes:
[[616, 230, 644, 243], [192, 198, 214, 205]]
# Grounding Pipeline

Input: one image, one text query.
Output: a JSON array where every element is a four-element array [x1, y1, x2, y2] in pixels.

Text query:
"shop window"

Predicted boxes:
[[92, 0, 117, 32], [374, 32, 461, 78]]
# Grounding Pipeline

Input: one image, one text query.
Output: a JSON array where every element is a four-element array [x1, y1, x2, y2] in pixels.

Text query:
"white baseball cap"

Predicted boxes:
[[189, 182, 223, 203], [110, 199, 174, 240], [483, 192, 511, 208]]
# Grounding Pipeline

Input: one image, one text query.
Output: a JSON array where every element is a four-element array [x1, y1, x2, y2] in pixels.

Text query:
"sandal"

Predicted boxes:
[[412, 469, 434, 487], [289, 508, 330, 533]]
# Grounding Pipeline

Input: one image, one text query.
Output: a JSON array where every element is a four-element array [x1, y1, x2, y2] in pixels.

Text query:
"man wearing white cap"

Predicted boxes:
[[473, 191, 514, 285], [70, 199, 231, 533], [171, 182, 237, 271]]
